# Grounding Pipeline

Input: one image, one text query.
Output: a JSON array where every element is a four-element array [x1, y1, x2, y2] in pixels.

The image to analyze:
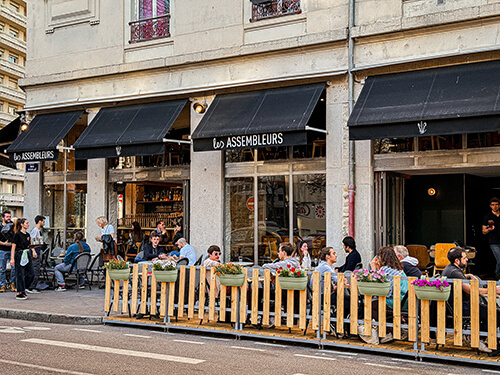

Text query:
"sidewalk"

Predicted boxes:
[[0, 287, 104, 325]]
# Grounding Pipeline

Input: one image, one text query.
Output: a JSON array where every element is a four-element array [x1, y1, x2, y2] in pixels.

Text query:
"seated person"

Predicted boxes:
[[315, 246, 338, 291], [262, 242, 299, 272], [141, 232, 167, 261], [54, 231, 91, 291], [336, 236, 361, 273], [203, 245, 221, 296], [294, 241, 312, 269], [442, 247, 500, 354], [394, 245, 422, 278], [172, 238, 197, 265], [154, 220, 169, 245], [171, 224, 183, 257]]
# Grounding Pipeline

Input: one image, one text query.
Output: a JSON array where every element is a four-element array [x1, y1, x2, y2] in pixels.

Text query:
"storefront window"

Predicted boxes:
[[418, 134, 462, 151], [467, 131, 500, 148], [374, 138, 414, 154], [293, 174, 326, 258], [225, 177, 254, 263]]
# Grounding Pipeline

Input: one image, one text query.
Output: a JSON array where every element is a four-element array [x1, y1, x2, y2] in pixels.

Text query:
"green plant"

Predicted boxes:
[[277, 264, 306, 277], [214, 263, 243, 275], [152, 259, 177, 271], [353, 268, 388, 283], [412, 276, 450, 291], [104, 259, 129, 270]]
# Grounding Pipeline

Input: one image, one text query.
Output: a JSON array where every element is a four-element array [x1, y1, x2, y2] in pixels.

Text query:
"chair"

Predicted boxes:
[[176, 257, 189, 266], [88, 253, 104, 286], [354, 262, 363, 270], [433, 243, 455, 275], [125, 241, 142, 262], [59, 252, 92, 291], [406, 245, 432, 273], [39, 247, 54, 282], [194, 255, 204, 266]]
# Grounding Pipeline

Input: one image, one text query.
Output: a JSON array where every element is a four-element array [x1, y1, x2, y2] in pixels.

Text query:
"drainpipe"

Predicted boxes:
[[348, 0, 356, 237]]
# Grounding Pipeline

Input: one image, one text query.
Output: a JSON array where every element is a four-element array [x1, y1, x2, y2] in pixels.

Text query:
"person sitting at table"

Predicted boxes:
[[154, 220, 169, 245], [336, 236, 361, 273], [203, 245, 221, 296], [172, 238, 197, 265], [316, 246, 338, 281], [262, 242, 299, 272], [394, 245, 422, 278], [171, 223, 183, 257], [293, 241, 312, 269], [442, 247, 500, 354], [54, 231, 91, 292], [142, 232, 167, 261]]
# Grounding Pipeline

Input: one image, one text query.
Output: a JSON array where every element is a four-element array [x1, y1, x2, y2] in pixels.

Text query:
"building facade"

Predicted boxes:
[[15, 0, 500, 271]]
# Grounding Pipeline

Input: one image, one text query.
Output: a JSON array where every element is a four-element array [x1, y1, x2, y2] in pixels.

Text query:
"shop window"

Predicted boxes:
[[129, 0, 170, 43], [8, 54, 18, 64], [467, 131, 500, 149], [293, 174, 326, 258], [250, 0, 301, 22], [418, 134, 462, 151], [374, 138, 414, 154]]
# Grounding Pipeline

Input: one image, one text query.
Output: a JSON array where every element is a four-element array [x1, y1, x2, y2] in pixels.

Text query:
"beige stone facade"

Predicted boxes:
[[19, 0, 500, 263]]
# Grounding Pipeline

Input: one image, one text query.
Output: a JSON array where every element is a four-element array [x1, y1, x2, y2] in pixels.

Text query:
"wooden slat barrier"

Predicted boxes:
[[103, 266, 500, 355]]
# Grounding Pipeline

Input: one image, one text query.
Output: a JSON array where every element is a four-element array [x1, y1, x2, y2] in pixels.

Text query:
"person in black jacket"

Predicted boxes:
[[142, 232, 167, 261], [336, 236, 361, 273]]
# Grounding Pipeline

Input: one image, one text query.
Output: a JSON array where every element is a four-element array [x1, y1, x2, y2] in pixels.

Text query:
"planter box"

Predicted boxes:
[[219, 273, 245, 287], [414, 285, 451, 301], [153, 269, 178, 283], [357, 281, 391, 297], [278, 276, 307, 290], [107, 269, 130, 281]]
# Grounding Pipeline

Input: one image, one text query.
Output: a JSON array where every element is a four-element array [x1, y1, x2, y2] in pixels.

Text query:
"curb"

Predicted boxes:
[[0, 308, 103, 325]]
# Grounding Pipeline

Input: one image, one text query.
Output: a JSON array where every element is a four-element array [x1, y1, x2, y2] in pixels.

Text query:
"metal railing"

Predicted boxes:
[[0, 192, 24, 203], [129, 14, 170, 44], [251, 0, 301, 22]]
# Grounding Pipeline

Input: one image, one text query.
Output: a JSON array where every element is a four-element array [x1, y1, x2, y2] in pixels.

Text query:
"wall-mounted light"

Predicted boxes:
[[428, 187, 437, 196], [20, 123, 28, 131], [193, 102, 207, 114]]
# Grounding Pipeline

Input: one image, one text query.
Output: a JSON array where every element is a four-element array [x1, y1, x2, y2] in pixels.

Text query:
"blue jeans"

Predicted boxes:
[[490, 244, 500, 280], [0, 250, 15, 287], [54, 262, 85, 286]]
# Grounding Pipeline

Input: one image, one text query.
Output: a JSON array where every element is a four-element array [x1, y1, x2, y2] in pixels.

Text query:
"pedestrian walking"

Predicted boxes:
[[27, 215, 45, 293], [10, 218, 35, 300], [0, 210, 15, 292]]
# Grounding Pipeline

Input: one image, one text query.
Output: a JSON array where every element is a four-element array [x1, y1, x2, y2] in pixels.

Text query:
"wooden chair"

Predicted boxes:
[[406, 244, 432, 273], [433, 243, 455, 275]]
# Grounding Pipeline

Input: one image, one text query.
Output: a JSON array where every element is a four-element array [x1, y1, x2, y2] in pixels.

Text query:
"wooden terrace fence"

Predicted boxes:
[[104, 264, 500, 353]]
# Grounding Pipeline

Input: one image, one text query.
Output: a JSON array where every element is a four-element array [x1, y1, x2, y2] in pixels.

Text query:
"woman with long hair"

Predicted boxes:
[[54, 231, 91, 291], [9, 218, 34, 300], [294, 240, 312, 269], [130, 221, 143, 243]]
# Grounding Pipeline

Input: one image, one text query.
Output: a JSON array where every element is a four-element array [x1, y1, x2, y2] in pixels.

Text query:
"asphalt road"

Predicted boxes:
[[0, 318, 494, 375]]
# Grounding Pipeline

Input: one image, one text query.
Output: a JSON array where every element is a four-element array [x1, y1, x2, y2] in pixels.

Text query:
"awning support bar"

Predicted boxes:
[[305, 126, 328, 135], [57, 146, 75, 151], [163, 138, 192, 145]]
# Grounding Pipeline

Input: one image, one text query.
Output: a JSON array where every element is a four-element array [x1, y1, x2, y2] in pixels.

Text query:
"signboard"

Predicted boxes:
[[11, 150, 58, 162], [193, 131, 308, 152], [246, 197, 254, 211], [25, 163, 39, 173]]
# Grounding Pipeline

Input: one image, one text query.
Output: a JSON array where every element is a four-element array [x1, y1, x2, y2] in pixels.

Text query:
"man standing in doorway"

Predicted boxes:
[[483, 197, 500, 280], [0, 210, 15, 292]]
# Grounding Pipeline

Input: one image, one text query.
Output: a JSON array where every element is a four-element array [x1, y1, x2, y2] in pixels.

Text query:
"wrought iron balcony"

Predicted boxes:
[[129, 14, 170, 44], [250, 0, 301, 22]]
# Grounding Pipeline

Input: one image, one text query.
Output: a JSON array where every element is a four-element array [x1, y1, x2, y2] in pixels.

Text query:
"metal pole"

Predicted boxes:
[[63, 149, 68, 248], [348, 0, 356, 237]]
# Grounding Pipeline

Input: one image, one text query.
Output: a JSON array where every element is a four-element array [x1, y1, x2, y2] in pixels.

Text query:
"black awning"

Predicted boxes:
[[191, 82, 325, 151], [7, 111, 84, 162], [0, 117, 21, 168], [348, 60, 500, 140], [73, 99, 187, 159]]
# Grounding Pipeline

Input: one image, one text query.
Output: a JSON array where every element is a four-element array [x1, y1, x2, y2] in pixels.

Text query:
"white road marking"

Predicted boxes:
[[22, 326, 52, 331], [317, 350, 358, 356], [294, 354, 336, 361], [483, 371, 500, 374], [0, 358, 95, 375], [254, 342, 287, 347], [0, 326, 24, 334], [202, 336, 230, 341], [22, 338, 205, 364], [124, 334, 151, 338], [73, 328, 102, 333], [230, 346, 266, 352], [173, 339, 205, 345], [364, 363, 410, 370]]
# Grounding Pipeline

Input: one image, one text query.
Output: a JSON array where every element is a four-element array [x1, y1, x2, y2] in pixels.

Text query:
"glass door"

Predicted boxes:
[[374, 172, 404, 248]]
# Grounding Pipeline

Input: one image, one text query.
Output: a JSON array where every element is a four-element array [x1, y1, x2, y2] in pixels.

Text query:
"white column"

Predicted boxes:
[[189, 96, 223, 259], [85, 109, 108, 254], [24, 163, 42, 226]]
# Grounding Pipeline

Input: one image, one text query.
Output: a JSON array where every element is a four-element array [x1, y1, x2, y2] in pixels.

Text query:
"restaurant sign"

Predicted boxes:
[[10, 150, 58, 162], [193, 131, 307, 152]]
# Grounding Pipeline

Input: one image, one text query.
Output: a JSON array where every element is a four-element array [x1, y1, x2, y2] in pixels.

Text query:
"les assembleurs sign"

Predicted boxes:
[[193, 131, 307, 152], [11, 150, 58, 162]]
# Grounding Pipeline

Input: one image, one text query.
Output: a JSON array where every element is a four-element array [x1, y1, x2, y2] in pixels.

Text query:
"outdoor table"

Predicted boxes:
[[232, 261, 254, 267]]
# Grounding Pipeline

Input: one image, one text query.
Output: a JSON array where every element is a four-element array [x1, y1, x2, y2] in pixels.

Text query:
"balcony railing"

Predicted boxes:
[[251, 0, 301, 22], [129, 14, 170, 44], [0, 193, 24, 204]]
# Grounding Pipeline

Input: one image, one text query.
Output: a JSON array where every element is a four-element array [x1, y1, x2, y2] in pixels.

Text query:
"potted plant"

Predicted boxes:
[[353, 268, 391, 297], [277, 264, 307, 290], [412, 276, 451, 301], [104, 259, 130, 281], [152, 259, 178, 283], [214, 263, 245, 287]]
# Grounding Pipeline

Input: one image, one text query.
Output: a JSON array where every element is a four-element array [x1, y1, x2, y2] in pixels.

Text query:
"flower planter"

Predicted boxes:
[[278, 276, 308, 291], [107, 269, 130, 281], [357, 281, 391, 297], [219, 273, 245, 287], [414, 285, 451, 301], [153, 269, 178, 283]]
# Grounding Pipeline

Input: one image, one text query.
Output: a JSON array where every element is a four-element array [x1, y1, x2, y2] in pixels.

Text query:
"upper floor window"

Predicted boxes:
[[8, 104, 16, 115], [250, 0, 301, 22], [129, 0, 170, 43], [8, 27, 19, 38], [8, 78, 17, 89], [8, 53, 18, 64], [9, 1, 20, 13]]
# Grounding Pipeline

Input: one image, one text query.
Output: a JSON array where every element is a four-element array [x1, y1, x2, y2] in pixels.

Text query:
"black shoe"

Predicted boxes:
[[488, 347, 500, 357]]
